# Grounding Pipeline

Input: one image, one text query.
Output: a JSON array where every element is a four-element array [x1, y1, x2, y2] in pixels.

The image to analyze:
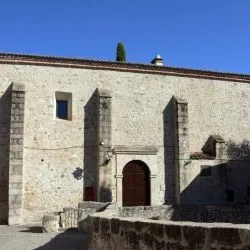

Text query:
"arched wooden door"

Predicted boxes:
[[122, 160, 150, 206]]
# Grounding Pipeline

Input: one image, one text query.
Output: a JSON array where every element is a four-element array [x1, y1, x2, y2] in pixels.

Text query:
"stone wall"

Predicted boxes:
[[97, 89, 112, 202], [117, 204, 250, 224], [42, 201, 109, 232], [0, 85, 12, 223], [180, 158, 250, 205], [180, 159, 228, 204], [205, 205, 250, 223], [88, 214, 250, 250], [8, 83, 25, 225], [0, 62, 249, 222], [118, 206, 174, 220], [174, 204, 250, 224]]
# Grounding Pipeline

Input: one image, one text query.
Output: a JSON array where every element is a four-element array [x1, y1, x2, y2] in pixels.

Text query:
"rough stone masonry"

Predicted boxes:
[[0, 53, 249, 223]]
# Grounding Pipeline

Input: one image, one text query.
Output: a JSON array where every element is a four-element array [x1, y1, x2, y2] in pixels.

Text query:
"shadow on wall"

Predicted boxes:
[[163, 97, 176, 204], [225, 139, 250, 204], [0, 85, 12, 224], [180, 140, 250, 205], [83, 90, 98, 201], [180, 163, 228, 204], [99, 185, 112, 203]]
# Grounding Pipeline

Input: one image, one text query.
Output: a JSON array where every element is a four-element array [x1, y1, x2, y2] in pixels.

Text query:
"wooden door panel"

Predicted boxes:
[[122, 161, 150, 206]]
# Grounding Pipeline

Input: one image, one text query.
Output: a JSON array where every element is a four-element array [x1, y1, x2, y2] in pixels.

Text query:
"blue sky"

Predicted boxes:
[[1, 1, 250, 73]]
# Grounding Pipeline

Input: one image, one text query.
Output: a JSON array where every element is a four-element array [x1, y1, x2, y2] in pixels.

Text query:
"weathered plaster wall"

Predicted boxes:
[[0, 63, 249, 222], [88, 214, 250, 250]]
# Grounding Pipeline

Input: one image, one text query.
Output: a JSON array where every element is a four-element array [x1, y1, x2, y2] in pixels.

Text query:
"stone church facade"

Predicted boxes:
[[0, 53, 249, 225]]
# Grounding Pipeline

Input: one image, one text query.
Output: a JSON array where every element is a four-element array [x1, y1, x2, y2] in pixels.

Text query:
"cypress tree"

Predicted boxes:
[[116, 42, 126, 62]]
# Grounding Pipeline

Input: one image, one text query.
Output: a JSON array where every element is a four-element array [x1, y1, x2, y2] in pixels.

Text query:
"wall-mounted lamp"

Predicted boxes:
[[100, 147, 114, 167]]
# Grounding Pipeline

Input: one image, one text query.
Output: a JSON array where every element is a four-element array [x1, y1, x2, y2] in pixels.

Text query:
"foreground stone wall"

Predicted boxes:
[[88, 215, 250, 250], [118, 206, 174, 220], [0, 62, 249, 222], [118, 204, 250, 224]]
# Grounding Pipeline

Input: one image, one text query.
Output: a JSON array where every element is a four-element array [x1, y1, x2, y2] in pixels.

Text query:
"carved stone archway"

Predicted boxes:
[[113, 145, 158, 206]]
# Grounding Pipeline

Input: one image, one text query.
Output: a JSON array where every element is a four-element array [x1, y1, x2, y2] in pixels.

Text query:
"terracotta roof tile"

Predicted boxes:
[[0, 52, 250, 83], [190, 152, 215, 160]]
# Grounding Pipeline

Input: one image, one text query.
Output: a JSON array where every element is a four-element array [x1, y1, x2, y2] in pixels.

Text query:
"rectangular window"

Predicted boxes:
[[55, 91, 72, 120], [226, 190, 234, 202], [56, 100, 68, 119], [200, 165, 211, 177]]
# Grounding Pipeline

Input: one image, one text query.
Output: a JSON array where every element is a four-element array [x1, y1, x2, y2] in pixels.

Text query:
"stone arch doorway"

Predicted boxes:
[[122, 160, 150, 206]]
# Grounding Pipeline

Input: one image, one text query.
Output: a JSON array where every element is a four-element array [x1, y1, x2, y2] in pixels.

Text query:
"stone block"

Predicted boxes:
[[11, 83, 25, 92], [165, 224, 181, 242], [8, 187, 22, 195], [9, 159, 23, 165], [111, 218, 120, 234], [93, 217, 100, 233], [149, 222, 164, 238], [9, 175, 23, 182], [9, 195, 22, 208], [42, 214, 60, 233], [78, 201, 108, 210], [210, 228, 241, 247], [134, 221, 147, 232], [124, 231, 139, 249], [17, 103, 24, 110], [139, 232, 161, 250], [9, 182, 22, 189], [9, 145, 23, 152], [100, 218, 110, 233], [10, 134, 23, 139], [183, 226, 206, 246], [11, 98, 23, 104], [98, 89, 112, 97]]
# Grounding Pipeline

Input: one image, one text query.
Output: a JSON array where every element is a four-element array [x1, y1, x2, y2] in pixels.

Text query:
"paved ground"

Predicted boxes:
[[0, 225, 88, 250]]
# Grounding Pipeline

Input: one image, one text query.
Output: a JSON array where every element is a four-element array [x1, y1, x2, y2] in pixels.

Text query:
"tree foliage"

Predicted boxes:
[[226, 139, 250, 160], [116, 42, 126, 62]]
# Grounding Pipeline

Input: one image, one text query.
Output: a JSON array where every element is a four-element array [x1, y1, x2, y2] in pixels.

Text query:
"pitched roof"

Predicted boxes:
[[190, 152, 215, 160], [0, 52, 250, 83]]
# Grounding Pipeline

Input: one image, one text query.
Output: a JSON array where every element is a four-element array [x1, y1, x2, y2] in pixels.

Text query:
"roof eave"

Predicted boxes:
[[0, 53, 250, 83]]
